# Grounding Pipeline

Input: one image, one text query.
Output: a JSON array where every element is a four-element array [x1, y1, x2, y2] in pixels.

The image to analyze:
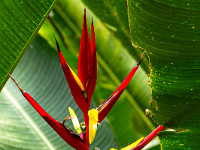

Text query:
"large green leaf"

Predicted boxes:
[[39, 0, 155, 147], [0, 35, 118, 150], [128, 0, 200, 149], [0, 0, 57, 91]]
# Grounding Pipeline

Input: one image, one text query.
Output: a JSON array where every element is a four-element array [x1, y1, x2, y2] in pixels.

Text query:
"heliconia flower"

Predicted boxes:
[[97, 52, 145, 123], [88, 109, 98, 144], [65, 107, 99, 144], [7, 73, 87, 150], [55, 8, 97, 113], [8, 8, 148, 150]]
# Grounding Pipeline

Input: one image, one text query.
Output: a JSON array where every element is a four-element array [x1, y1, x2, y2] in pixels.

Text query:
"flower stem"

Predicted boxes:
[[83, 111, 90, 149], [133, 125, 165, 150]]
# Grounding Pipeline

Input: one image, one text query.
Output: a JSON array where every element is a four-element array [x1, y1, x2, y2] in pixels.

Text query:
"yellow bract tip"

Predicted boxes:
[[121, 137, 144, 150], [68, 65, 85, 93], [68, 107, 82, 134], [88, 109, 98, 144]]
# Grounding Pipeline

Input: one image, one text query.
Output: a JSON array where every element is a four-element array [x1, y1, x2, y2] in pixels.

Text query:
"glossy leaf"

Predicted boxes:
[[0, 0, 57, 91], [128, 0, 200, 149], [0, 35, 118, 150]]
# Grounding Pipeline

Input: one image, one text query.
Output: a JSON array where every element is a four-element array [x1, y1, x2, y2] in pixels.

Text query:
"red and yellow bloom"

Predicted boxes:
[[8, 8, 149, 150]]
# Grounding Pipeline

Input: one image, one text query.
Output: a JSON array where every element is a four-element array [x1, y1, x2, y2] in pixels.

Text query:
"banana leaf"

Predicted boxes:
[[0, 0, 57, 90], [128, 1, 200, 149]]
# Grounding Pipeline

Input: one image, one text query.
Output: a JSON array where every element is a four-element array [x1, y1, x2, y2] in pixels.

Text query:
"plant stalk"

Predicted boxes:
[[133, 125, 165, 150], [83, 111, 90, 149]]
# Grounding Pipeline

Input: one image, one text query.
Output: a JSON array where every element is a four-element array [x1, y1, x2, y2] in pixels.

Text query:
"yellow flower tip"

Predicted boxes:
[[68, 66, 85, 93], [88, 109, 98, 144], [68, 107, 82, 134], [109, 148, 117, 150], [121, 137, 144, 150]]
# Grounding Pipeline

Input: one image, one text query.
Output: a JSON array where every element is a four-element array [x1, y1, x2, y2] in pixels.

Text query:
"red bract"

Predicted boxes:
[[133, 125, 165, 150], [78, 8, 91, 91], [23, 92, 87, 150], [8, 9, 147, 150], [87, 19, 97, 106], [7, 73, 87, 150], [56, 9, 97, 147], [55, 38, 89, 113], [56, 8, 97, 114], [97, 52, 145, 123]]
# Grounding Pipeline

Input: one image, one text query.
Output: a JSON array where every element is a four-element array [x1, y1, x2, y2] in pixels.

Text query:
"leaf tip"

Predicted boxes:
[[84, 7, 86, 13], [84, 7, 86, 21], [7, 72, 24, 94], [137, 51, 145, 66], [91, 17, 93, 26], [54, 36, 60, 52]]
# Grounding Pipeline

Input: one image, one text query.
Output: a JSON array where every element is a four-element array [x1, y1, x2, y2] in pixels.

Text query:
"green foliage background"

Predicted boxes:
[[0, 0, 199, 149]]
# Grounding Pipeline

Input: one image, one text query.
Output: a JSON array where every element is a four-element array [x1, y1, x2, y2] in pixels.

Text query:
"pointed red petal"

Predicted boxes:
[[23, 92, 87, 150], [97, 90, 124, 123], [112, 64, 139, 95], [55, 38, 89, 113], [87, 19, 97, 106], [8, 62, 88, 150], [97, 52, 145, 123], [78, 8, 91, 90], [97, 65, 139, 123], [98, 66, 138, 123], [110, 51, 145, 96]]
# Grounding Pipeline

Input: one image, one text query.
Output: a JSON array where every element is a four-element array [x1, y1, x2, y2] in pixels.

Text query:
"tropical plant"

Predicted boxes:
[[0, 0, 199, 150]]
